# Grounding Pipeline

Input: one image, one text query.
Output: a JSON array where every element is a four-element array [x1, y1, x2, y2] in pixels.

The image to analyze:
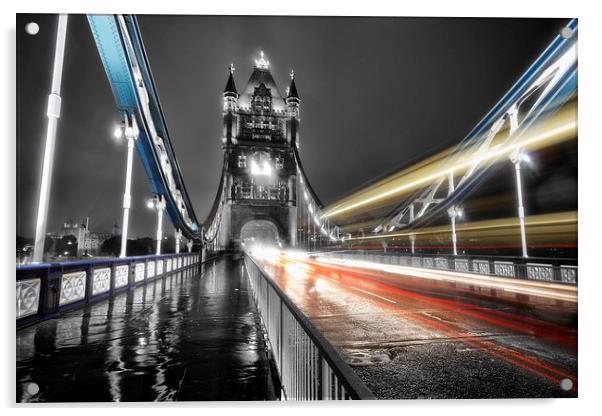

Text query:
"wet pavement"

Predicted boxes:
[[16, 257, 278, 402], [254, 253, 578, 399]]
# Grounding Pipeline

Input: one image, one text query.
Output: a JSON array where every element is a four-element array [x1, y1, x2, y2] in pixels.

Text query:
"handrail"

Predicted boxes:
[[243, 252, 374, 400]]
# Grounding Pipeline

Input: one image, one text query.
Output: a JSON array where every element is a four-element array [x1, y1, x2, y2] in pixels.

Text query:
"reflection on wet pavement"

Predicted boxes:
[[256, 255, 578, 399], [16, 257, 277, 402]]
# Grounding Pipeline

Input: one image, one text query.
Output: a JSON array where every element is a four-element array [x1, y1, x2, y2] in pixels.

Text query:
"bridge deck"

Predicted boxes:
[[257, 254, 577, 399], [16, 256, 278, 402]]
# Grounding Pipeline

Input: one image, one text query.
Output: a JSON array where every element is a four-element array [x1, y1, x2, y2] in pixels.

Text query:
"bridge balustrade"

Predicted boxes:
[[16, 252, 201, 329], [234, 184, 287, 202], [316, 251, 578, 285], [243, 252, 375, 400]]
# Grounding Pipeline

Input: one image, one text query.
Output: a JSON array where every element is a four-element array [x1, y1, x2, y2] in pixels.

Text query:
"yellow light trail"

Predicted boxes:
[[321, 101, 577, 220], [344, 211, 577, 241]]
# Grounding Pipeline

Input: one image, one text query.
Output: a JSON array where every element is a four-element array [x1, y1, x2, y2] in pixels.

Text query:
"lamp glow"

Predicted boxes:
[[113, 126, 123, 139]]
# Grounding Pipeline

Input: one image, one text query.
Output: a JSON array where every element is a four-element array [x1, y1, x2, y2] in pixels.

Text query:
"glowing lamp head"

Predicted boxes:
[[146, 199, 155, 209], [113, 125, 123, 140]]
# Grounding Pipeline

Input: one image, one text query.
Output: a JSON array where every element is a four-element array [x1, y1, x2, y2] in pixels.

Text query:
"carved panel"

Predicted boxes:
[[527, 263, 554, 281], [59, 271, 87, 305], [92, 267, 111, 295], [455, 259, 470, 272], [411, 257, 421, 267], [560, 266, 578, 283], [114, 265, 129, 288], [147, 261, 155, 278], [423, 257, 434, 269], [135, 263, 145, 282], [16, 278, 41, 318], [473, 260, 490, 275], [434, 257, 448, 270], [494, 261, 515, 278]]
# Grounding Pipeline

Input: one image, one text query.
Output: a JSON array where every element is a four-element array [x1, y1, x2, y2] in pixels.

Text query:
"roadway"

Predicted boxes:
[[16, 258, 278, 402], [252, 250, 577, 399]]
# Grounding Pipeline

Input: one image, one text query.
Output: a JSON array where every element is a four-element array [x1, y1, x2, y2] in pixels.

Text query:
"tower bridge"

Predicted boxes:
[[213, 56, 300, 251], [16, 14, 578, 401]]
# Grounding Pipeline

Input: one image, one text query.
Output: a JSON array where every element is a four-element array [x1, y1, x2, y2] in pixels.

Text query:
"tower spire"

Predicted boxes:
[[224, 63, 238, 95], [286, 69, 299, 100]]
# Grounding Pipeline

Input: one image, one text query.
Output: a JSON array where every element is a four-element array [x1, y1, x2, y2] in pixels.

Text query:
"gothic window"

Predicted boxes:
[[275, 155, 284, 169], [237, 154, 247, 168], [253, 83, 272, 113]]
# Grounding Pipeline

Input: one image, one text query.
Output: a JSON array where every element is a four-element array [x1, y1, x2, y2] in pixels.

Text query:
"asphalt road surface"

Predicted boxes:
[[253, 251, 577, 399]]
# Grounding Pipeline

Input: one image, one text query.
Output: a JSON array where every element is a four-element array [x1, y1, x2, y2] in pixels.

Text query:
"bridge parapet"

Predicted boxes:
[[316, 250, 578, 285], [16, 252, 201, 329]]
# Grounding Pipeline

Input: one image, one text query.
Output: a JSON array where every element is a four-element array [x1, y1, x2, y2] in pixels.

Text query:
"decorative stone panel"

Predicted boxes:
[[435, 257, 448, 270], [494, 261, 515, 278], [147, 261, 155, 278], [455, 258, 470, 272], [16, 278, 41, 318], [560, 266, 578, 284], [114, 265, 129, 288], [473, 260, 490, 275], [92, 267, 111, 295], [60, 271, 87, 305], [526, 263, 554, 281], [135, 262, 145, 282]]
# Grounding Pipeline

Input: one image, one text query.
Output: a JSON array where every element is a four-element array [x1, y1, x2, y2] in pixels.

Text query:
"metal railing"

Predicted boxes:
[[243, 253, 375, 400], [316, 250, 578, 285], [16, 252, 201, 329]]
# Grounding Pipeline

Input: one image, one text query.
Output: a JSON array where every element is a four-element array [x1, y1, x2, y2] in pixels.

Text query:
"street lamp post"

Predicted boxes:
[[175, 229, 182, 254], [32, 14, 69, 263], [409, 203, 416, 254], [510, 151, 529, 258], [446, 173, 461, 256], [148, 195, 166, 255], [447, 206, 463, 256], [118, 116, 139, 258]]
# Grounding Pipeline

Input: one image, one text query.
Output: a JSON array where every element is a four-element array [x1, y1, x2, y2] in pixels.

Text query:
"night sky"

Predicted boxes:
[[16, 14, 569, 238]]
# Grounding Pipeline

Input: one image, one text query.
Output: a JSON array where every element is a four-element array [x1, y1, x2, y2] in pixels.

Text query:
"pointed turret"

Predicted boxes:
[[224, 63, 238, 97], [285, 69, 300, 147], [286, 69, 300, 118], [223, 64, 239, 113], [222, 64, 239, 144], [286, 70, 300, 101]]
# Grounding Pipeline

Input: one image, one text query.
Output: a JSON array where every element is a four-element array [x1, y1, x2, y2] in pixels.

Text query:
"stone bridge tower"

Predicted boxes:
[[217, 52, 300, 250]]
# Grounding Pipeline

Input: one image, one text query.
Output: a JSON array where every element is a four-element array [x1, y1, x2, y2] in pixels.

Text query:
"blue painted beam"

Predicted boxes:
[[87, 15, 200, 239]]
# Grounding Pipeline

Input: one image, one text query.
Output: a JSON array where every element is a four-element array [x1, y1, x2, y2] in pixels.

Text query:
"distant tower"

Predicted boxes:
[[111, 220, 121, 236], [216, 52, 299, 250]]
